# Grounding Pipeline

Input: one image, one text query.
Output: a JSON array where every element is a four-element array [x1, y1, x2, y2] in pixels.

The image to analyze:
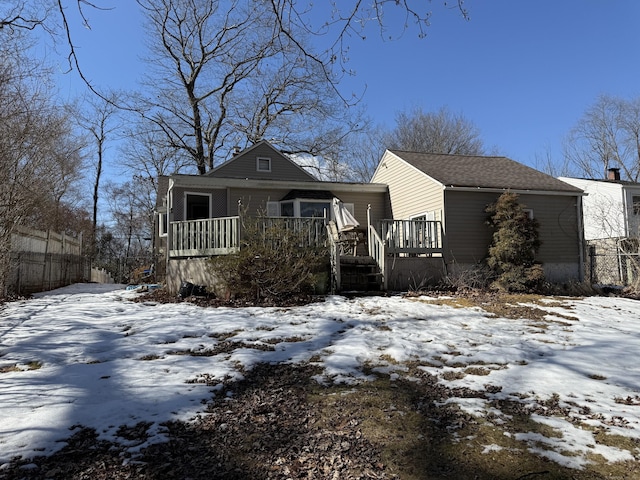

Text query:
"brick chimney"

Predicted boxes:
[[607, 167, 620, 181]]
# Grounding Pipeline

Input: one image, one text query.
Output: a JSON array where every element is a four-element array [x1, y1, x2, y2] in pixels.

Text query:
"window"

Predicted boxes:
[[633, 196, 640, 215], [523, 208, 534, 220], [185, 193, 211, 220], [300, 201, 330, 218], [280, 201, 294, 217], [256, 157, 271, 172], [158, 213, 168, 237]]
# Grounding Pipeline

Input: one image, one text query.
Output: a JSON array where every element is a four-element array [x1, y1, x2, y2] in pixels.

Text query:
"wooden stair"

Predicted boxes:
[[339, 255, 383, 292]]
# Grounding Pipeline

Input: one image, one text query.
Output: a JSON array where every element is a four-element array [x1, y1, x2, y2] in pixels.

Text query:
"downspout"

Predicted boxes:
[[577, 195, 585, 282], [166, 179, 174, 286]]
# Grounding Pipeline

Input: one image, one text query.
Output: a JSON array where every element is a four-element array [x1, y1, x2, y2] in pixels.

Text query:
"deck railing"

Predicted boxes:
[[169, 217, 443, 263], [169, 216, 327, 257], [257, 217, 327, 248], [170, 216, 240, 257], [379, 219, 443, 255]]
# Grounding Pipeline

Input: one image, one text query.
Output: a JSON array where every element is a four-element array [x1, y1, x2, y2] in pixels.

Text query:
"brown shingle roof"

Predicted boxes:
[[390, 150, 583, 193]]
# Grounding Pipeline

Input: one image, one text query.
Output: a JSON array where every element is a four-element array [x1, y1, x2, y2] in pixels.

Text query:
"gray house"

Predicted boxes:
[[371, 150, 586, 284], [156, 141, 395, 293], [155, 143, 586, 294]]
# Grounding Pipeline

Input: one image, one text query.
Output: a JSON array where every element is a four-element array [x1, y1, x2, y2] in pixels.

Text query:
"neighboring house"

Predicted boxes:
[[559, 169, 640, 243], [155, 141, 394, 293], [560, 168, 640, 285], [371, 150, 586, 284]]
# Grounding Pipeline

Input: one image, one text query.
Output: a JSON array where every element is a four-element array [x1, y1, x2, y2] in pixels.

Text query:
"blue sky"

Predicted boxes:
[[53, 0, 640, 172]]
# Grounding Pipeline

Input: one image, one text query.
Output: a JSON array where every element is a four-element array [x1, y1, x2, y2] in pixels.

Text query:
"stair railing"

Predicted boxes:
[[367, 205, 387, 290], [326, 221, 341, 293]]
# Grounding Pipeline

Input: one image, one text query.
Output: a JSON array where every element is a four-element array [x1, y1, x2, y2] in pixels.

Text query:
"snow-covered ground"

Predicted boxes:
[[1, 283, 639, 469]]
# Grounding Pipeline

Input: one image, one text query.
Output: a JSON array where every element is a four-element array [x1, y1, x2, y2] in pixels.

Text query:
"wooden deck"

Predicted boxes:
[[168, 216, 445, 292], [168, 216, 328, 258]]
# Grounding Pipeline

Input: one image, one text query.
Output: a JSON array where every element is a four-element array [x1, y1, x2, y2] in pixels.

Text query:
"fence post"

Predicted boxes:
[[42, 230, 51, 292], [16, 252, 21, 295], [588, 245, 596, 284]]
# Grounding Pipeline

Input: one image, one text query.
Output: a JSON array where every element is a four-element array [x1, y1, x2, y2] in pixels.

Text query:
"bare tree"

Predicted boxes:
[[27, 117, 86, 233], [1, 1, 52, 32], [346, 124, 387, 182], [103, 180, 152, 281], [533, 146, 574, 178], [117, 125, 189, 245], [564, 94, 640, 182], [135, 0, 360, 175], [71, 93, 121, 258], [385, 106, 485, 155], [266, 0, 469, 78], [0, 38, 85, 296]]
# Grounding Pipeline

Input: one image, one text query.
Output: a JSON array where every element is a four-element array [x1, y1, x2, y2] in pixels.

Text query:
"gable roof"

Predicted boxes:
[[207, 140, 317, 181], [389, 150, 583, 194]]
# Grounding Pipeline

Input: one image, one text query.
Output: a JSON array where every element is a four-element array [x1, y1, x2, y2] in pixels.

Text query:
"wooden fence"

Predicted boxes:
[[7, 226, 89, 295]]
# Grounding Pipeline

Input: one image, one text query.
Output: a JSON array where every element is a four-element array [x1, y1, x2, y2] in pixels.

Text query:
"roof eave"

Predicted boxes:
[[443, 185, 585, 196], [169, 174, 388, 192]]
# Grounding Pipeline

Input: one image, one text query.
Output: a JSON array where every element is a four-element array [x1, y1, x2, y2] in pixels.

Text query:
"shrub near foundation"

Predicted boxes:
[[485, 192, 543, 292], [208, 215, 328, 304]]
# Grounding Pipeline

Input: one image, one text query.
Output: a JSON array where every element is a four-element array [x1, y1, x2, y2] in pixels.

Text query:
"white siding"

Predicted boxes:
[[560, 178, 626, 240]]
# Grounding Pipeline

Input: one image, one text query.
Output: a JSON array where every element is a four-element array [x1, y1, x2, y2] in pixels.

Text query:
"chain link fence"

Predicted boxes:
[[585, 243, 640, 288]]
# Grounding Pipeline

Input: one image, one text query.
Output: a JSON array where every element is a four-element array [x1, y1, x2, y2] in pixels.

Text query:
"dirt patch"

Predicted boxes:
[[409, 290, 579, 322], [3, 363, 636, 480], [132, 287, 324, 308]]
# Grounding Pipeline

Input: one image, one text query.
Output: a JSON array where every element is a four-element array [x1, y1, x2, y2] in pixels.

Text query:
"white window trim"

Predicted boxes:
[[158, 212, 168, 237], [268, 198, 335, 218], [183, 191, 212, 220], [256, 157, 271, 172], [410, 211, 437, 221]]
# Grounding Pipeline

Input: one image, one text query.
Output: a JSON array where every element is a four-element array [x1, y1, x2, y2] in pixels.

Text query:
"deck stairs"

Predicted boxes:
[[338, 255, 383, 292]]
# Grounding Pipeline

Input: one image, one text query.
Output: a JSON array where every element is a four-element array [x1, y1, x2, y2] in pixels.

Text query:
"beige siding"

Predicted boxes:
[[444, 191, 581, 265], [211, 143, 316, 182], [372, 151, 443, 220]]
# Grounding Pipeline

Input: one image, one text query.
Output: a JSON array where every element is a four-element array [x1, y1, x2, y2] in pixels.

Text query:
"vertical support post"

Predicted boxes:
[[588, 245, 596, 284], [367, 204, 371, 255], [42, 230, 51, 292], [237, 199, 243, 249]]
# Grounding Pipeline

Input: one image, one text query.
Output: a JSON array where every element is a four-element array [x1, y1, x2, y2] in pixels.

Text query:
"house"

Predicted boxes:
[[155, 141, 394, 293], [371, 150, 586, 284], [559, 169, 640, 243], [155, 142, 587, 295], [559, 168, 640, 284]]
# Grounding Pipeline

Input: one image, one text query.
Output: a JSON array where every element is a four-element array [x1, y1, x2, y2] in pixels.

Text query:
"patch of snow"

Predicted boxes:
[[1, 285, 640, 469]]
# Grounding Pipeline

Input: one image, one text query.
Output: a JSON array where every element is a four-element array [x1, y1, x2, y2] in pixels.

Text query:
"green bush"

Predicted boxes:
[[485, 192, 543, 292], [208, 215, 328, 304]]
